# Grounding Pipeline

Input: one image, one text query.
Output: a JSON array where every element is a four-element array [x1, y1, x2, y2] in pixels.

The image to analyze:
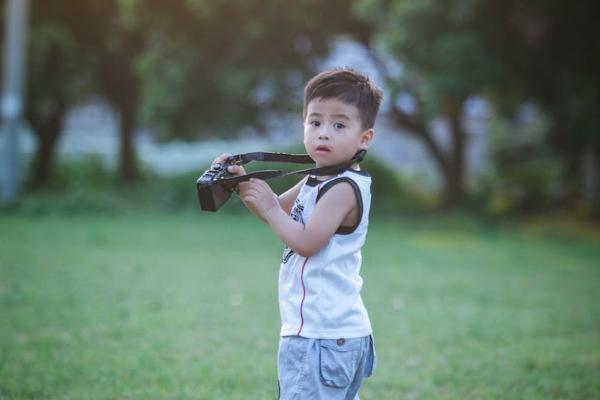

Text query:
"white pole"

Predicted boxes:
[[1, 0, 30, 206]]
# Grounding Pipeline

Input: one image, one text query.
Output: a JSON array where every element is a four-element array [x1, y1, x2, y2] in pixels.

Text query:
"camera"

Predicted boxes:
[[196, 159, 238, 212]]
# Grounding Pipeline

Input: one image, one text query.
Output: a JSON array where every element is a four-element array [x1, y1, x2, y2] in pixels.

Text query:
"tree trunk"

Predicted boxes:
[[440, 164, 465, 210], [29, 105, 66, 187], [583, 148, 600, 218], [441, 108, 467, 209], [117, 100, 140, 183], [98, 30, 143, 185], [390, 105, 468, 210]]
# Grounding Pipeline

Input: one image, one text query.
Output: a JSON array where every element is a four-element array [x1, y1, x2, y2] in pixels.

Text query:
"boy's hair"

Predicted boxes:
[[303, 68, 384, 130]]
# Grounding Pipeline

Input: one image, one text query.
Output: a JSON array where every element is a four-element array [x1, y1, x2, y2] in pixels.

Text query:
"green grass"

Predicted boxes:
[[0, 213, 599, 399]]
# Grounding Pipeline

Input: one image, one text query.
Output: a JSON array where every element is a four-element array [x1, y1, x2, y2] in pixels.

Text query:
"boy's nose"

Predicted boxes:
[[318, 130, 330, 140]]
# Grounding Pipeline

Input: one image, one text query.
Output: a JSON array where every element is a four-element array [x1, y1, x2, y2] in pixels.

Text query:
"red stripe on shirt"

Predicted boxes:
[[296, 257, 310, 336], [296, 180, 324, 336]]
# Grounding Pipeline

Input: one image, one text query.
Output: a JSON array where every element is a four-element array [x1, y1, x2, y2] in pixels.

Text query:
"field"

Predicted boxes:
[[1, 213, 599, 399]]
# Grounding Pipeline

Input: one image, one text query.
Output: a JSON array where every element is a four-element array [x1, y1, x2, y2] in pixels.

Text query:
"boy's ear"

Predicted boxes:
[[359, 129, 374, 149]]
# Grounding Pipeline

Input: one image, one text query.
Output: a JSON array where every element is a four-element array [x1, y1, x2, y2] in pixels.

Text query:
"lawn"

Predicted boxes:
[[0, 212, 599, 399]]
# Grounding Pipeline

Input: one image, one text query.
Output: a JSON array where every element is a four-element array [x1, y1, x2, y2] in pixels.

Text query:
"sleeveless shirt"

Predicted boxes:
[[278, 169, 372, 339]]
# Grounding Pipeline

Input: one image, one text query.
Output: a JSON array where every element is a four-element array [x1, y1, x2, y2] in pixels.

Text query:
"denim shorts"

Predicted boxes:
[[277, 335, 376, 400]]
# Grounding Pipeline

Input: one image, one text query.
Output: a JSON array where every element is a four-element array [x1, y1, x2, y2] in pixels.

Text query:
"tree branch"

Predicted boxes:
[[365, 47, 450, 175]]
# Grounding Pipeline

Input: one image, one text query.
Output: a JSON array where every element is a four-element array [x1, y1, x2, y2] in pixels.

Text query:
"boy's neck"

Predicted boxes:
[[313, 162, 360, 181]]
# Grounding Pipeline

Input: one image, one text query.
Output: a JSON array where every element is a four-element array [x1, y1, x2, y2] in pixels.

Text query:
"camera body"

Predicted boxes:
[[196, 161, 237, 212]]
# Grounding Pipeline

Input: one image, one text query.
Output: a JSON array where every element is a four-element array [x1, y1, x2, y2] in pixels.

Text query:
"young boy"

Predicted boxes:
[[214, 68, 383, 399]]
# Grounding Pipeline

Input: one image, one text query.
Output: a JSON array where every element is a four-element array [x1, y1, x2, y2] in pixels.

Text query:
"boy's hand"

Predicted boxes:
[[243, 178, 280, 220], [212, 153, 246, 176], [212, 153, 249, 195]]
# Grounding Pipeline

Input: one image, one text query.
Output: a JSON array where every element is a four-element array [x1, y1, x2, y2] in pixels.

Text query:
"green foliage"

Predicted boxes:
[[352, 0, 600, 211], [354, 0, 509, 115], [28, 24, 87, 107], [28, 2, 100, 121], [479, 117, 564, 215], [1, 214, 599, 398], [19, 157, 199, 215], [361, 155, 425, 215], [483, 153, 563, 216], [355, 0, 600, 142], [137, 0, 366, 139]]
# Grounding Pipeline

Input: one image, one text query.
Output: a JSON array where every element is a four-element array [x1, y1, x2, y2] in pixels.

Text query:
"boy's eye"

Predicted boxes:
[[310, 121, 321, 127], [334, 122, 346, 129]]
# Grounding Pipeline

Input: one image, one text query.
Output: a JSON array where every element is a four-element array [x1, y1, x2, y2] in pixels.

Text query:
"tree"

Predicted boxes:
[[354, 0, 510, 208], [92, 1, 145, 182], [27, 1, 98, 186], [27, 0, 143, 185], [475, 0, 600, 205], [354, 0, 600, 209]]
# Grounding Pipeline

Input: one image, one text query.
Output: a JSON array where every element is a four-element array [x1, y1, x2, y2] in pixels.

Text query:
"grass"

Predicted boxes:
[[0, 212, 599, 399]]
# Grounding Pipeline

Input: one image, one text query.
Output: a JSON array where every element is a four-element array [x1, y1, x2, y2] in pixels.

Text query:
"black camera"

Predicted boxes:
[[196, 159, 238, 212]]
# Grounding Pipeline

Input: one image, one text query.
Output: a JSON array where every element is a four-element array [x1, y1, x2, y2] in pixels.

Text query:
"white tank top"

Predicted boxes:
[[278, 169, 372, 339]]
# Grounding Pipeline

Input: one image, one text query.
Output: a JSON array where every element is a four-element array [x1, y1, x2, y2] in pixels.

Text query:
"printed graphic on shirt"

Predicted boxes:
[[290, 198, 305, 224], [282, 247, 294, 264], [282, 198, 305, 264]]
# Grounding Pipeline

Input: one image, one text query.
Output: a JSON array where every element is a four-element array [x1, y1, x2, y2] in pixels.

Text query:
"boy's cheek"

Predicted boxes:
[[303, 137, 311, 150]]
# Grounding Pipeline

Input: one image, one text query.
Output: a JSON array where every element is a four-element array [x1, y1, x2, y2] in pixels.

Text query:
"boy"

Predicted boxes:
[[214, 68, 383, 399]]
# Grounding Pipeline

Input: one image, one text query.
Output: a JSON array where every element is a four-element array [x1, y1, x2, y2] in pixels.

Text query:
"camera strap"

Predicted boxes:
[[215, 149, 367, 187]]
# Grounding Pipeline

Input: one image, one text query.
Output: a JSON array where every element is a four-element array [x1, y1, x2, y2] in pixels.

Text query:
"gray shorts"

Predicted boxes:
[[277, 335, 376, 400]]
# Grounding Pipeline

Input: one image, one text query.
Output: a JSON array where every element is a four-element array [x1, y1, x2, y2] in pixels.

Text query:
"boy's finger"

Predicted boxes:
[[213, 153, 232, 163], [250, 178, 266, 188], [255, 180, 271, 192], [227, 165, 243, 174], [248, 179, 261, 189], [246, 187, 259, 197]]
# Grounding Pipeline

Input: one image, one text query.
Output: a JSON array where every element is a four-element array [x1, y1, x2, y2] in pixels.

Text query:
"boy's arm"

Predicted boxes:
[[243, 178, 357, 258]]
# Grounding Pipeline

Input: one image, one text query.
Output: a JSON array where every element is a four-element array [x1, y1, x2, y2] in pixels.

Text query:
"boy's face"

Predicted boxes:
[[303, 98, 374, 168]]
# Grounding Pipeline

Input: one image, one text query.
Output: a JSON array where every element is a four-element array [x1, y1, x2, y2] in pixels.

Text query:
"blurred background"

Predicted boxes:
[[1, 1, 600, 399], [0, 0, 598, 217]]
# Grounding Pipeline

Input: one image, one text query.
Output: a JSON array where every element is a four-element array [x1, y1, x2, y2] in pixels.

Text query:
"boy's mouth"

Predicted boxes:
[[315, 145, 331, 153]]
